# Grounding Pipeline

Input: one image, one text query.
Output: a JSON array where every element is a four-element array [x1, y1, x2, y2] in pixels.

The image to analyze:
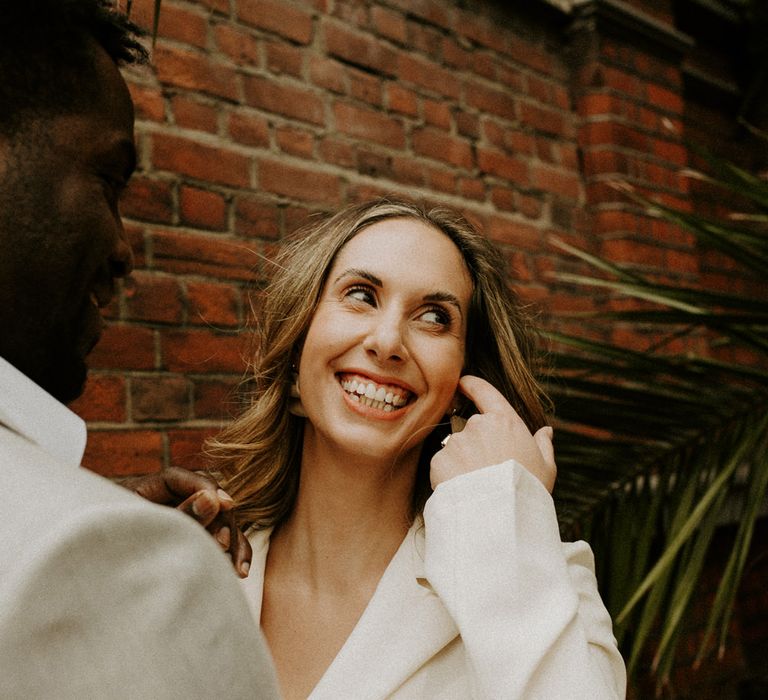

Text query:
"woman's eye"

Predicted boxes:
[[420, 307, 451, 326], [346, 286, 376, 305]]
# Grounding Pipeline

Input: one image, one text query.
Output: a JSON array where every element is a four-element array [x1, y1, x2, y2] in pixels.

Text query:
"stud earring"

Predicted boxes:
[[287, 367, 307, 417]]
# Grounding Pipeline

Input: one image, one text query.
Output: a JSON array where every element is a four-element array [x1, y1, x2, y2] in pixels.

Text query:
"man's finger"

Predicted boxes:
[[177, 490, 220, 527]]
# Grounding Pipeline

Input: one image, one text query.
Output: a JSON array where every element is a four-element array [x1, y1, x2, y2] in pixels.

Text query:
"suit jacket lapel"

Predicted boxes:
[[244, 522, 459, 700], [310, 520, 458, 700]]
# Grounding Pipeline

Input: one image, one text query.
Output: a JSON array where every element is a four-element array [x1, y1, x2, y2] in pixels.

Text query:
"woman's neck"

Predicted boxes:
[[270, 427, 419, 590]]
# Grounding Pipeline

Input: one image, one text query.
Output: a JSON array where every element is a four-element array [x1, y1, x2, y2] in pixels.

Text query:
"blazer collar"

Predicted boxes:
[[244, 519, 458, 700]]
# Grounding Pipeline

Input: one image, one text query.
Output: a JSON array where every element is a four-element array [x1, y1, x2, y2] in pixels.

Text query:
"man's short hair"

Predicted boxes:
[[0, 0, 148, 135]]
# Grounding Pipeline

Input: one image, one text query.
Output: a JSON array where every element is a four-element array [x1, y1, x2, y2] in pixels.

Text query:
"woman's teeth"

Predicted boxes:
[[341, 377, 409, 412]]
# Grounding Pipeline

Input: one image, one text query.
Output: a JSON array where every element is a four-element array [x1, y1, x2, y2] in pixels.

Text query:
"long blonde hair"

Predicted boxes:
[[207, 198, 549, 529]]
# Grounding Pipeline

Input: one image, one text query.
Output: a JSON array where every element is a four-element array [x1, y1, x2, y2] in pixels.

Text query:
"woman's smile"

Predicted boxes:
[[338, 372, 413, 415]]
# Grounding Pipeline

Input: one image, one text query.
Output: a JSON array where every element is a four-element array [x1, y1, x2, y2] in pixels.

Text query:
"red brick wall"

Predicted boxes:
[[71, 0, 763, 471]]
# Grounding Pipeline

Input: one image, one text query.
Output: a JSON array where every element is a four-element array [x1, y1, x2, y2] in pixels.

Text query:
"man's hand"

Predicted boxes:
[[116, 467, 252, 578]]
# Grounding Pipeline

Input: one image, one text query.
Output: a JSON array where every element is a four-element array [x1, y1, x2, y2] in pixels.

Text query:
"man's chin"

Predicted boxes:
[[38, 356, 88, 405]]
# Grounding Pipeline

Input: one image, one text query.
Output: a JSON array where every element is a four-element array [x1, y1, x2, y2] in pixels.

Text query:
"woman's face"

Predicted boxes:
[[298, 217, 473, 465]]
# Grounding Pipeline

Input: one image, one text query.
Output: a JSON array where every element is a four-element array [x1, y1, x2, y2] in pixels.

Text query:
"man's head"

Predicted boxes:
[[0, 1, 146, 403]]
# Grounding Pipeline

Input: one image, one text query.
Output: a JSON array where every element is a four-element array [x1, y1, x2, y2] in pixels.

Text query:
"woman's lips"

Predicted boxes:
[[338, 373, 412, 412]]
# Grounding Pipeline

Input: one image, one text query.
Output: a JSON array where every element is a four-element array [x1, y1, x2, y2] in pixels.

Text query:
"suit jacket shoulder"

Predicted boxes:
[[0, 426, 280, 699]]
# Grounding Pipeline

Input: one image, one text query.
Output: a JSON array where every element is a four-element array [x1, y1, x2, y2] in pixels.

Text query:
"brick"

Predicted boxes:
[[153, 46, 238, 101], [333, 101, 405, 148], [187, 280, 242, 327], [530, 163, 581, 200], [213, 23, 261, 68], [243, 75, 325, 126], [490, 187, 516, 212], [665, 249, 699, 274], [647, 84, 684, 114], [156, 3, 209, 48], [308, 55, 346, 94], [121, 176, 174, 224], [371, 5, 407, 44], [258, 158, 343, 204], [477, 148, 528, 183], [516, 191, 544, 219], [425, 165, 456, 194], [82, 430, 164, 476], [482, 119, 534, 155], [486, 216, 542, 250], [151, 229, 260, 280], [324, 21, 398, 77], [89, 325, 155, 370], [601, 238, 666, 267], [408, 22, 443, 60], [386, 82, 419, 116], [412, 128, 472, 169], [385, 0, 450, 28], [234, 195, 281, 238], [520, 102, 568, 137], [577, 93, 616, 118], [170, 95, 219, 133], [127, 82, 164, 122], [168, 428, 220, 470], [179, 186, 228, 230], [423, 99, 451, 130], [653, 138, 687, 166], [318, 136, 357, 169], [459, 177, 485, 201], [255, 41, 298, 77], [357, 149, 392, 179], [442, 37, 471, 70], [227, 110, 270, 147], [70, 374, 126, 423], [152, 134, 252, 189], [131, 375, 190, 422], [397, 54, 461, 99], [162, 328, 246, 373], [194, 378, 239, 420], [124, 271, 184, 324], [238, 0, 313, 44], [456, 111, 479, 139], [465, 82, 517, 121], [391, 156, 425, 186], [276, 125, 315, 158], [348, 68, 383, 107]]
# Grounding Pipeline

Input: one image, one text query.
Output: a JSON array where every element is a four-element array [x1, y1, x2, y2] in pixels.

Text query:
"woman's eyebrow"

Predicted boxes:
[[333, 268, 382, 286], [424, 291, 464, 318]]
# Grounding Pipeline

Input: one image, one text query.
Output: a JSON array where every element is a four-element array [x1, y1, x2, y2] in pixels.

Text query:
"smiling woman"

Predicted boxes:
[[207, 198, 626, 699]]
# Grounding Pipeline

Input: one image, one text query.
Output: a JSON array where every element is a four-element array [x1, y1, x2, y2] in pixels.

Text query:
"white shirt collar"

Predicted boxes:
[[0, 356, 87, 467]]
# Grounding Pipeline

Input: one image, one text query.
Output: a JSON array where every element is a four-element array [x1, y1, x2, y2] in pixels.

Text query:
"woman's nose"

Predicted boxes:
[[362, 313, 408, 363]]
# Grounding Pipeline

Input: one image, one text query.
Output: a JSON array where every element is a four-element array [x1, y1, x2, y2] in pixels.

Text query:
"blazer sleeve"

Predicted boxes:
[[422, 460, 626, 700], [0, 501, 280, 700]]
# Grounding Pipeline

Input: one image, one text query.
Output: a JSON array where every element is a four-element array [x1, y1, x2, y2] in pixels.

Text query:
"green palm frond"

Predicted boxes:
[[548, 138, 768, 692]]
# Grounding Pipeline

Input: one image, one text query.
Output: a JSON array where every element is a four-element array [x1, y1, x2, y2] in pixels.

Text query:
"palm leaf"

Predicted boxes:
[[547, 135, 768, 692]]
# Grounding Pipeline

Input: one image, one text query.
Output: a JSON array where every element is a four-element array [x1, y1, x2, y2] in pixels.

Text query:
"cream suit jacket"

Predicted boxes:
[[243, 461, 627, 699], [0, 358, 280, 699]]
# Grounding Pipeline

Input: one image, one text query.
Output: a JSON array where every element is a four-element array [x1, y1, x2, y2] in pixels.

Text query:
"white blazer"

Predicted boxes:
[[0, 358, 280, 699], [242, 461, 627, 699]]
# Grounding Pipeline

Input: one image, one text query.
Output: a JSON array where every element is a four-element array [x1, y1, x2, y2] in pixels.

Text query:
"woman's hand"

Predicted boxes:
[[429, 375, 556, 492], [115, 467, 252, 578]]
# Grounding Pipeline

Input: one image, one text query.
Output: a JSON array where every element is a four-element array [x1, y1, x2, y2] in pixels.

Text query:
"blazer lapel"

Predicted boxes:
[[310, 520, 458, 700]]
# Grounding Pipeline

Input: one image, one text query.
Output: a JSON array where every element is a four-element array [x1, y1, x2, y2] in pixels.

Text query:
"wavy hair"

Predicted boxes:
[[207, 199, 550, 529]]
